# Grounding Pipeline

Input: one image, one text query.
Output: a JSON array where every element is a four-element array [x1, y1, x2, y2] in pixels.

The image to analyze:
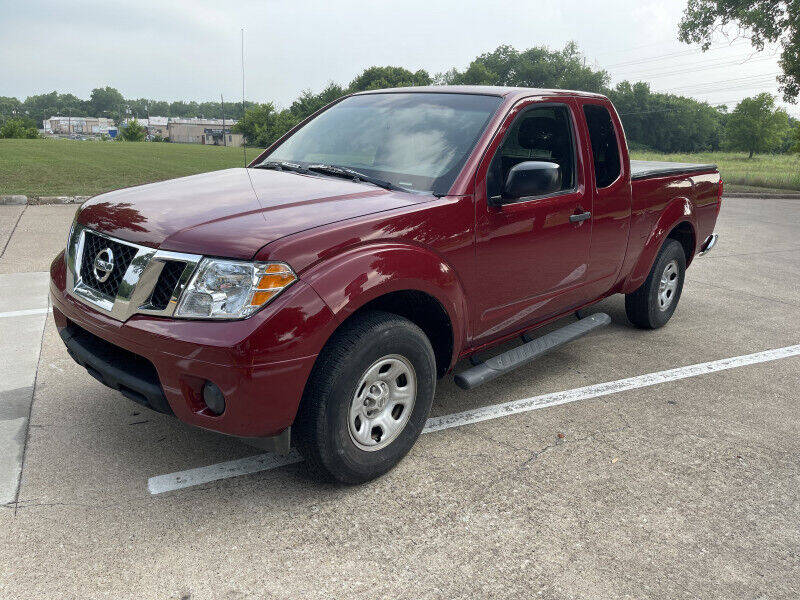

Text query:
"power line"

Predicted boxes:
[[618, 101, 737, 117], [612, 55, 778, 80], [666, 73, 779, 91], [604, 40, 751, 69], [591, 39, 683, 58], [665, 80, 780, 95]]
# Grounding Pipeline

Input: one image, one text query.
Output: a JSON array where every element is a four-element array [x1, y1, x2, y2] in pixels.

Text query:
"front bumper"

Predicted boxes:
[[50, 251, 336, 438]]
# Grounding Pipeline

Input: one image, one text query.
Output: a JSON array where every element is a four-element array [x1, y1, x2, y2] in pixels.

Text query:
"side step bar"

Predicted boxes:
[[454, 312, 611, 390]]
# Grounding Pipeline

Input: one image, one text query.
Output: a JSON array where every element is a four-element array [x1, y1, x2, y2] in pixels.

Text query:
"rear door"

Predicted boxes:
[[471, 98, 594, 344], [579, 101, 632, 286]]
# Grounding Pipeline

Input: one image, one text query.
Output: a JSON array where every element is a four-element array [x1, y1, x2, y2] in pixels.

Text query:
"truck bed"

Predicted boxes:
[[630, 160, 718, 180]]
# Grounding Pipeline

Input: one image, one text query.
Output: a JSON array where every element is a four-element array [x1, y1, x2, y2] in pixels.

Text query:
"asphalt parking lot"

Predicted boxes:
[[0, 196, 798, 599]]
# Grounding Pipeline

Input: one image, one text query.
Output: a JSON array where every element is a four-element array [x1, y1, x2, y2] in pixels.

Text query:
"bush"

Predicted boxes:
[[0, 118, 39, 139], [119, 118, 146, 142]]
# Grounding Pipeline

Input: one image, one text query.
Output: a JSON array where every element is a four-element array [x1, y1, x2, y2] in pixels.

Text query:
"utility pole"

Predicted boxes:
[[241, 28, 247, 166], [221, 94, 226, 147]]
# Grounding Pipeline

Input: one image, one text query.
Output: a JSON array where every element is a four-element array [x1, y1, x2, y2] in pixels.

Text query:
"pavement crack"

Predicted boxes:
[[12, 296, 50, 516], [0, 204, 27, 258]]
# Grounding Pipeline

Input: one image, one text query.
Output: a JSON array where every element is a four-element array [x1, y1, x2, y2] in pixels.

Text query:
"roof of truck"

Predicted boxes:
[[353, 85, 608, 101]]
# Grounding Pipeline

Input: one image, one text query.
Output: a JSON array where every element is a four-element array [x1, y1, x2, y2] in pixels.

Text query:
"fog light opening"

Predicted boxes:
[[202, 381, 226, 415]]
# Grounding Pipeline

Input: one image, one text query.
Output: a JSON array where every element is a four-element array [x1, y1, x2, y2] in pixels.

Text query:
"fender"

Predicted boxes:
[[621, 197, 698, 294], [299, 242, 469, 371]]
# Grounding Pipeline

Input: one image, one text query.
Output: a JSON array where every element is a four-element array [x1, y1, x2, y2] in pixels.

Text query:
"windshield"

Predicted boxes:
[[259, 92, 502, 196]]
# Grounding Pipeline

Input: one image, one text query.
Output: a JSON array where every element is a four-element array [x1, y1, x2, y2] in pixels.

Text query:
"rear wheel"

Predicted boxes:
[[294, 311, 436, 484], [625, 239, 686, 329]]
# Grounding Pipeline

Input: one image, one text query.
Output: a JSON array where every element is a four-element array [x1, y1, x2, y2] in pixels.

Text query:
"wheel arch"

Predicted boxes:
[[621, 198, 698, 294], [666, 220, 696, 267], [301, 242, 467, 376]]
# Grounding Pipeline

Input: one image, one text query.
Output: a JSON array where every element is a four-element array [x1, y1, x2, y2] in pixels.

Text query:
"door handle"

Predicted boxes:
[[570, 211, 591, 223]]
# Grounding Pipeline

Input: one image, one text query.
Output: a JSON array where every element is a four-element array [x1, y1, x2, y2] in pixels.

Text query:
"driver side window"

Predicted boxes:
[[486, 104, 576, 201]]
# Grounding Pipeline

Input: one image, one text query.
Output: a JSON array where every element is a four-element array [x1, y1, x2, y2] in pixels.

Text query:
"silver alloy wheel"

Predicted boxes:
[[348, 354, 417, 452], [658, 260, 679, 311]]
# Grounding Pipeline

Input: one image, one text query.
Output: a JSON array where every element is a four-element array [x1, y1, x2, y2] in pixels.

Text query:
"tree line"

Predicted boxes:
[[2, 43, 797, 154], [0, 86, 257, 131]]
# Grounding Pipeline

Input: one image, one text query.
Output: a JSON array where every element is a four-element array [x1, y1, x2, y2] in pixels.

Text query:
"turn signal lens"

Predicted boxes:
[[256, 270, 296, 289], [250, 290, 278, 306]]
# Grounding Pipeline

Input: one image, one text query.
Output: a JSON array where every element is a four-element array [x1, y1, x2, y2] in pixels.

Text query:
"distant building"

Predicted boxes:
[[145, 116, 169, 138], [121, 117, 169, 139], [167, 118, 244, 147], [44, 116, 115, 135], [45, 115, 245, 146]]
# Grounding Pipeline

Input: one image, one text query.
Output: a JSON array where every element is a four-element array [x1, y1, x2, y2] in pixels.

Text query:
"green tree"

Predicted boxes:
[[679, 0, 800, 102], [21, 91, 59, 125], [0, 96, 24, 122], [789, 124, 800, 154], [348, 66, 431, 92], [233, 103, 298, 147], [724, 93, 790, 157], [609, 81, 724, 152], [778, 116, 799, 152], [441, 43, 609, 92], [290, 83, 346, 121], [89, 86, 125, 118], [119, 118, 146, 141], [0, 118, 39, 139]]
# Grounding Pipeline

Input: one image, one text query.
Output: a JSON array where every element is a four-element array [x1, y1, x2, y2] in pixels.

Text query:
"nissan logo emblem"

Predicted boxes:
[[92, 248, 115, 283]]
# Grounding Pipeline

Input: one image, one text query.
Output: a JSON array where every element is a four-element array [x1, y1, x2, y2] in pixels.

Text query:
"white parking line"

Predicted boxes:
[[0, 272, 50, 505], [0, 308, 49, 319], [148, 343, 800, 495]]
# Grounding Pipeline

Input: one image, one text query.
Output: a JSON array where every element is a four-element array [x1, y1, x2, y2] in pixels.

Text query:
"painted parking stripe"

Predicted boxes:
[[0, 308, 49, 319], [423, 343, 800, 433], [147, 451, 304, 495], [0, 272, 50, 505], [148, 343, 800, 495]]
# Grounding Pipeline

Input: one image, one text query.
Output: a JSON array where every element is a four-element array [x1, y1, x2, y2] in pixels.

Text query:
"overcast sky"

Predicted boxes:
[[2, 0, 796, 117]]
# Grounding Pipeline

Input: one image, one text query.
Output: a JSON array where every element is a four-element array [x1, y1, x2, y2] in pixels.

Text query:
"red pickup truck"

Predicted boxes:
[[50, 86, 721, 483]]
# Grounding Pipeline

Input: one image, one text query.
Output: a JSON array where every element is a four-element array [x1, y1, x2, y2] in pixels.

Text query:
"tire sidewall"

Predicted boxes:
[[646, 240, 686, 328], [322, 321, 435, 481]]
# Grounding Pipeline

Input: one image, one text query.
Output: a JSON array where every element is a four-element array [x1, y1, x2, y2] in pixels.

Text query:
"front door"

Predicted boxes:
[[472, 99, 593, 344]]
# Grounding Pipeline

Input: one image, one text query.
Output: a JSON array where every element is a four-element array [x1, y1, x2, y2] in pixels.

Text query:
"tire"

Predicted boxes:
[[294, 310, 436, 484], [625, 239, 686, 329]]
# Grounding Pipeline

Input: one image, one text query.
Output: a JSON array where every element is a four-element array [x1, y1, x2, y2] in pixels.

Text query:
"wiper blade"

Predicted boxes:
[[253, 161, 310, 174], [307, 164, 407, 192]]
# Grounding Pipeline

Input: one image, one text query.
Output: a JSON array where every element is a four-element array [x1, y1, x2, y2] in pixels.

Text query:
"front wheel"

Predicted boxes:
[[625, 239, 686, 329], [294, 311, 436, 484]]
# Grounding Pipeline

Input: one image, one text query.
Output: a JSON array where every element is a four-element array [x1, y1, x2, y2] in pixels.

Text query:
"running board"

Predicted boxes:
[[454, 313, 612, 390]]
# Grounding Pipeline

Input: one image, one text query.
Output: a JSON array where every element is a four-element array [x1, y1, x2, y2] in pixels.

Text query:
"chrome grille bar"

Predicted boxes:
[[66, 224, 202, 321]]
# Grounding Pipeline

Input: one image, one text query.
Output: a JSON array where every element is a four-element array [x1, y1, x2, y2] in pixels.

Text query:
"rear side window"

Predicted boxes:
[[583, 104, 621, 188]]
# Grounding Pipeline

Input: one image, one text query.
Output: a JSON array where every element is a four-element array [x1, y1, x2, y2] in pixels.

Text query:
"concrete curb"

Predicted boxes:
[[724, 192, 800, 200], [0, 195, 27, 205], [0, 195, 90, 205]]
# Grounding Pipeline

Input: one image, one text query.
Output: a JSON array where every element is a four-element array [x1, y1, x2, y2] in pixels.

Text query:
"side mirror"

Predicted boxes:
[[501, 161, 562, 202]]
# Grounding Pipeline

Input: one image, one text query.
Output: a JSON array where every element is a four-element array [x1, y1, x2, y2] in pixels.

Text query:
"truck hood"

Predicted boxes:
[[77, 168, 429, 259]]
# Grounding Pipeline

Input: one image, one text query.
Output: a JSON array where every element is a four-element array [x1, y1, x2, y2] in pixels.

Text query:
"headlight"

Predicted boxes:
[[175, 259, 297, 319]]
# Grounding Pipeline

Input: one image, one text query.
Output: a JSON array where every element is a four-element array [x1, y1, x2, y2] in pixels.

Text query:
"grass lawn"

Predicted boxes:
[[2, 139, 798, 197], [0, 138, 262, 197], [630, 150, 800, 192]]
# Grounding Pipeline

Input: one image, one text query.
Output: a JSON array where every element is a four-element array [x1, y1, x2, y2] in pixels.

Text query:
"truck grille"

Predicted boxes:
[[148, 261, 187, 310], [78, 231, 138, 298], [66, 224, 202, 321]]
